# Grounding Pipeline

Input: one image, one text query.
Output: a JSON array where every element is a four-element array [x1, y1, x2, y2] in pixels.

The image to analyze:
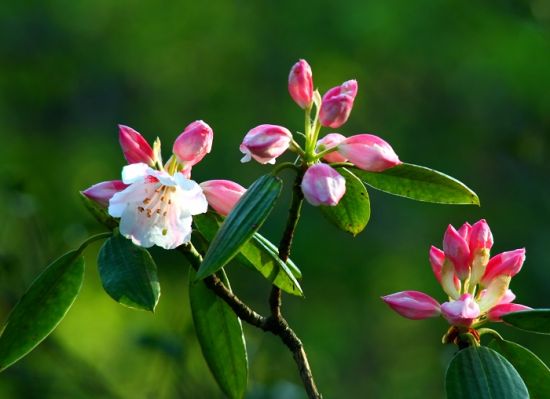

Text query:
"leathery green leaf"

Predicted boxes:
[[489, 338, 550, 399], [352, 163, 479, 205], [0, 250, 85, 372], [97, 230, 160, 312], [501, 309, 550, 335], [445, 346, 528, 399], [321, 168, 370, 236], [189, 268, 248, 399], [195, 174, 282, 280], [193, 213, 303, 296]]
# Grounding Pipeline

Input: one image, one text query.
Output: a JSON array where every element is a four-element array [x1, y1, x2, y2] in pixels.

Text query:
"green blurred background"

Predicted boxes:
[[1, 1, 549, 398]]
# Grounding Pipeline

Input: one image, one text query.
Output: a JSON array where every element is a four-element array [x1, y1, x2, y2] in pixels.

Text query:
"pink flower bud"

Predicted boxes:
[[337, 134, 401, 172], [443, 225, 471, 280], [469, 219, 493, 253], [441, 294, 480, 327], [81, 180, 128, 207], [487, 303, 531, 322], [288, 59, 313, 109], [457, 222, 472, 242], [429, 246, 445, 283], [319, 80, 358, 128], [118, 125, 155, 165], [301, 164, 346, 206], [429, 246, 461, 292], [200, 180, 246, 217], [240, 124, 292, 164], [480, 249, 526, 286], [381, 291, 441, 320], [315, 133, 348, 163], [173, 120, 213, 167]]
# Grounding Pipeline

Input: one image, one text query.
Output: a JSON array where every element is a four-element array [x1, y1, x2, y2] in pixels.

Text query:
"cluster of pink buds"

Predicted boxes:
[[239, 59, 401, 207], [82, 123, 246, 249], [382, 220, 530, 330]]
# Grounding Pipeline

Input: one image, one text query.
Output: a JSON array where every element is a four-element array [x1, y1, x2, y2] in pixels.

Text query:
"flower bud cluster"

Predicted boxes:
[[240, 59, 402, 207], [83, 122, 246, 249], [382, 220, 530, 329]]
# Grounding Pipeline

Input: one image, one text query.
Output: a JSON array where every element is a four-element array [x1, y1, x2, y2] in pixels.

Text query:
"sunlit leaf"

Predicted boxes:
[[194, 213, 303, 296], [195, 174, 282, 280], [189, 268, 248, 399], [0, 250, 85, 372], [352, 163, 479, 205], [321, 168, 370, 236], [445, 346, 528, 398], [97, 230, 160, 312], [501, 309, 550, 335], [489, 339, 550, 399]]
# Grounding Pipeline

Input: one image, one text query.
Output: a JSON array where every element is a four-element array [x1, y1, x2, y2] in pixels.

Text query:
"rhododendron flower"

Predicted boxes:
[[82, 180, 128, 207], [109, 163, 207, 249], [288, 59, 313, 109], [301, 163, 346, 206], [382, 220, 531, 329], [119, 125, 156, 166], [173, 120, 213, 167], [337, 134, 401, 172], [83, 121, 247, 249], [200, 180, 246, 216], [315, 133, 348, 163], [319, 80, 358, 128], [240, 124, 292, 164]]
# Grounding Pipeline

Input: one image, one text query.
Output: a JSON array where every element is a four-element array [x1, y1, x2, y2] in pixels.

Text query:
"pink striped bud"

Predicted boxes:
[[469, 219, 494, 286], [487, 303, 531, 322], [81, 180, 128, 207], [480, 249, 526, 286], [315, 133, 348, 163], [469, 219, 493, 253], [382, 291, 441, 320], [200, 180, 246, 217], [429, 246, 445, 283], [441, 294, 480, 327], [429, 246, 461, 292], [337, 134, 401, 172], [173, 120, 213, 167], [288, 59, 313, 109], [319, 80, 358, 128], [457, 222, 472, 242], [301, 164, 346, 206], [118, 125, 155, 165], [240, 124, 292, 164], [443, 225, 471, 280]]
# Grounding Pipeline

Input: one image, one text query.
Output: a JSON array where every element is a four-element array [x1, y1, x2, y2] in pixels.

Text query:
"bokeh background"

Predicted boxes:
[[1, 1, 549, 398]]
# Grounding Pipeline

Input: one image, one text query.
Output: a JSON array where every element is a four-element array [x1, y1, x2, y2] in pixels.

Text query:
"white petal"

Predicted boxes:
[[173, 176, 208, 215], [149, 169, 177, 186], [121, 163, 150, 184], [108, 183, 147, 217]]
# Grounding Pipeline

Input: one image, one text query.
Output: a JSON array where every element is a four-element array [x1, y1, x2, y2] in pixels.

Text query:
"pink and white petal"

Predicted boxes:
[[173, 175, 208, 215], [108, 182, 154, 218], [121, 163, 150, 184], [487, 303, 532, 322], [149, 169, 177, 187]]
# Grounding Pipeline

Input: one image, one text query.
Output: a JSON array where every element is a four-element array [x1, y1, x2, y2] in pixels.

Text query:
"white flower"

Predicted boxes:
[[108, 163, 208, 249]]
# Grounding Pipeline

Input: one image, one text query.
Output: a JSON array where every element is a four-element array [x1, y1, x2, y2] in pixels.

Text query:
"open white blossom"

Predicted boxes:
[[108, 163, 207, 249]]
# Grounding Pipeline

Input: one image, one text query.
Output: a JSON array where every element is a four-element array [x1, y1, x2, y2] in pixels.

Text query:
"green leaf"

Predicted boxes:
[[189, 268, 248, 399], [320, 168, 370, 236], [195, 174, 283, 280], [445, 346, 528, 399], [97, 230, 160, 312], [0, 250, 85, 372], [352, 163, 479, 205], [488, 339, 550, 399], [193, 213, 303, 296], [501, 309, 550, 335]]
